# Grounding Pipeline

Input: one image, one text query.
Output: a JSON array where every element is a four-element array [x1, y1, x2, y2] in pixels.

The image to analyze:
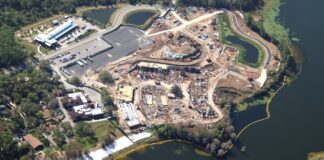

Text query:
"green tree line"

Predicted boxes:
[[177, 0, 264, 11]]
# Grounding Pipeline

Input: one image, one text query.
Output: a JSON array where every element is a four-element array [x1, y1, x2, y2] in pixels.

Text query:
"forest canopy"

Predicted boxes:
[[0, 0, 263, 28], [177, 0, 264, 11]]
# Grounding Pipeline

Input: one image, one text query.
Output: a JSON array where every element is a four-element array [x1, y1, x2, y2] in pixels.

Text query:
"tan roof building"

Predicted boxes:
[[137, 62, 169, 70], [23, 134, 44, 150], [119, 86, 134, 102]]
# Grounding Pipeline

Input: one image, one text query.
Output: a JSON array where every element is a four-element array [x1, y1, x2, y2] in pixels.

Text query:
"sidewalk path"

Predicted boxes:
[[85, 132, 151, 160]]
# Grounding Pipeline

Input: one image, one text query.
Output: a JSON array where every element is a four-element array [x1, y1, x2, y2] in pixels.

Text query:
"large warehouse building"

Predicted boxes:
[[35, 20, 77, 47]]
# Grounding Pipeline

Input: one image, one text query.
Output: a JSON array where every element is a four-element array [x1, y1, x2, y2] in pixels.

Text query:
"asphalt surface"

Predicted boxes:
[[66, 26, 153, 75], [43, 5, 157, 61]]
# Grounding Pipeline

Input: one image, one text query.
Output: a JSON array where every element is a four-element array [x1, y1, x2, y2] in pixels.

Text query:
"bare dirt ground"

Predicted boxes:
[[78, 9, 281, 131]]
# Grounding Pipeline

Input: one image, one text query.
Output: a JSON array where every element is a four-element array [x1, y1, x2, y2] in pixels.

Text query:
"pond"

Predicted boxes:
[[83, 8, 117, 26], [124, 11, 156, 26], [225, 35, 259, 64]]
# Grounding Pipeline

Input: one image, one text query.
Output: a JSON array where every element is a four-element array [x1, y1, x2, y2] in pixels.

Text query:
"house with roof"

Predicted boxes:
[[23, 134, 44, 151]]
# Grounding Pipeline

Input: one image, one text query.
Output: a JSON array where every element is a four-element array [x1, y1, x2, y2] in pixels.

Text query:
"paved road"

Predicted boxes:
[[52, 64, 103, 106], [42, 5, 157, 60], [120, 11, 226, 67], [226, 10, 272, 69], [58, 98, 75, 127], [85, 132, 151, 160]]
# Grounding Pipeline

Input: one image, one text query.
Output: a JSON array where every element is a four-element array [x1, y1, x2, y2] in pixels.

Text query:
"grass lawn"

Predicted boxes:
[[89, 120, 123, 143], [77, 29, 97, 40], [40, 46, 50, 54], [19, 14, 64, 33], [219, 14, 265, 68], [18, 41, 37, 56], [308, 151, 324, 160], [75, 6, 110, 17], [236, 97, 269, 112], [258, 0, 289, 43]]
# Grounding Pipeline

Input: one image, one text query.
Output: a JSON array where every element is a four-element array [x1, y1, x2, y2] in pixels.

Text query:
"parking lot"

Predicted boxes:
[[57, 16, 102, 47], [51, 38, 112, 69], [65, 26, 153, 76]]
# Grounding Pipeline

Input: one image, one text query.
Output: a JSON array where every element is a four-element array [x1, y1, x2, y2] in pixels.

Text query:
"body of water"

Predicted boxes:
[[83, 8, 116, 26], [226, 35, 259, 64], [125, 0, 324, 159], [124, 141, 216, 160], [124, 11, 155, 26]]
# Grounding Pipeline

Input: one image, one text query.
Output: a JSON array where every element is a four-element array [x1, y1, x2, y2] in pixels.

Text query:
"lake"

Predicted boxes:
[[124, 141, 217, 160], [124, 11, 155, 26], [83, 8, 117, 26], [125, 0, 324, 159], [226, 35, 259, 64]]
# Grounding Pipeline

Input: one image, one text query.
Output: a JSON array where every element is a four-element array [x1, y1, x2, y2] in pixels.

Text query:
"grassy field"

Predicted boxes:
[[243, 0, 305, 64], [89, 120, 123, 143], [19, 14, 64, 33], [236, 95, 270, 112], [75, 6, 112, 17], [308, 151, 324, 160], [123, 9, 160, 30], [219, 14, 264, 68], [258, 0, 289, 43], [39, 46, 50, 54], [76, 29, 97, 40], [104, 133, 160, 160], [18, 41, 37, 56]]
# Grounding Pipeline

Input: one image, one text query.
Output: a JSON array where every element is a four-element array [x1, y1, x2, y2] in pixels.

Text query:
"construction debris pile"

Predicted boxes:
[[162, 33, 201, 61], [140, 85, 192, 124], [130, 64, 191, 84], [140, 85, 168, 120], [188, 75, 217, 119]]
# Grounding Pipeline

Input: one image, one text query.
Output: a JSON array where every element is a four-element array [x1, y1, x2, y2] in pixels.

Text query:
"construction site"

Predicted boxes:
[[24, 5, 282, 134]]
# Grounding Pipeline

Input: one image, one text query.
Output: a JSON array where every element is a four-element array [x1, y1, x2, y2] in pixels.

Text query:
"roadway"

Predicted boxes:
[[148, 10, 224, 37], [42, 5, 158, 61], [119, 10, 225, 67], [226, 11, 272, 69]]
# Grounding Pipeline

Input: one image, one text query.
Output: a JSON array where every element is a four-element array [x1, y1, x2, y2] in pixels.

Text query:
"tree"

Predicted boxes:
[[61, 122, 74, 138], [100, 89, 114, 107], [103, 133, 114, 146], [171, 85, 183, 99], [217, 149, 226, 157], [53, 128, 66, 148], [68, 76, 82, 86], [64, 141, 83, 159], [74, 122, 95, 138], [48, 98, 59, 109], [98, 71, 114, 84], [0, 27, 25, 68], [0, 132, 18, 160], [74, 122, 97, 146], [39, 60, 52, 73]]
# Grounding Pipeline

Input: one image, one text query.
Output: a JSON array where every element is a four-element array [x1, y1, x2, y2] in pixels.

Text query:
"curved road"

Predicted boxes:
[[102, 5, 157, 36], [120, 11, 226, 67], [226, 10, 272, 69], [123, 10, 273, 70], [43, 5, 158, 60]]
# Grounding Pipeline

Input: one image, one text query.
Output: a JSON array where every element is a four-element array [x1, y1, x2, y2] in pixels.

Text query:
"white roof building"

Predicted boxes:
[[35, 20, 77, 47], [67, 92, 88, 103], [118, 102, 140, 128]]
